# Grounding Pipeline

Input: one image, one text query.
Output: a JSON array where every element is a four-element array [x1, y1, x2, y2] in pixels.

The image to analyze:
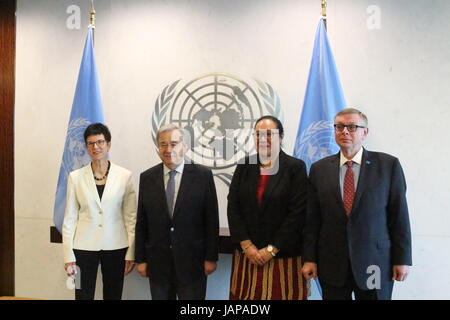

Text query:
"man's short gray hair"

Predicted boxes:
[[156, 123, 185, 145], [334, 107, 369, 127]]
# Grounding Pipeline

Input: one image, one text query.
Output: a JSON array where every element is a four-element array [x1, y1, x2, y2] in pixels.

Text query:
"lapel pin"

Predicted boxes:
[[366, 160, 371, 165]]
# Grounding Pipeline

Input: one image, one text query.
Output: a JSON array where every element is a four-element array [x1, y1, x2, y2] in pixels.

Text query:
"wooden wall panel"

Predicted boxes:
[[0, 0, 16, 297]]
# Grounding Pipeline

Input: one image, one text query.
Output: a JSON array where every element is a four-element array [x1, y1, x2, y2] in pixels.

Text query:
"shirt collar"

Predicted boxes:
[[340, 147, 364, 167], [163, 159, 185, 176]]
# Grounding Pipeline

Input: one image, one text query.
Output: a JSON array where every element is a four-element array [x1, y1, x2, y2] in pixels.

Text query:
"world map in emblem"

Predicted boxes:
[[151, 73, 283, 185]]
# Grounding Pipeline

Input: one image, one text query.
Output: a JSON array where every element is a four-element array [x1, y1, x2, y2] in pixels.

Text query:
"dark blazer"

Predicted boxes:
[[135, 162, 219, 285], [227, 151, 308, 257], [303, 149, 412, 296]]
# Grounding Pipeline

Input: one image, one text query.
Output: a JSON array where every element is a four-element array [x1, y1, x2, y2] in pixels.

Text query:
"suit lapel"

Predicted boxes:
[[245, 160, 260, 215], [83, 164, 101, 208], [329, 153, 346, 213], [172, 163, 194, 219], [350, 149, 371, 217], [154, 163, 171, 218], [101, 162, 116, 203]]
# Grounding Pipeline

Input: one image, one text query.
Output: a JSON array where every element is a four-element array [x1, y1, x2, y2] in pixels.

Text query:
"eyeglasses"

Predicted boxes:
[[87, 139, 106, 148], [252, 130, 280, 139], [334, 124, 366, 132]]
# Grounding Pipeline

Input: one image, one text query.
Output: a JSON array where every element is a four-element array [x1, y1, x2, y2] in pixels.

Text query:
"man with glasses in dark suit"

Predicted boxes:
[[302, 108, 412, 300]]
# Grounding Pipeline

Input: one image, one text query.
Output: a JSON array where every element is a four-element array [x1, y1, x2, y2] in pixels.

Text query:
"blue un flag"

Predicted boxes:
[[53, 26, 104, 232], [293, 18, 346, 171], [293, 18, 346, 299]]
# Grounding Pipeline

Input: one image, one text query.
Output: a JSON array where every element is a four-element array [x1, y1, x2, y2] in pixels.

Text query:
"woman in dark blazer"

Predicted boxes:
[[227, 116, 309, 300]]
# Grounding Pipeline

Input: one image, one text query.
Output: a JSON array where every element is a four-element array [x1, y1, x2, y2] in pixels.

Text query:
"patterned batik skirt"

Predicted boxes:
[[229, 250, 310, 300]]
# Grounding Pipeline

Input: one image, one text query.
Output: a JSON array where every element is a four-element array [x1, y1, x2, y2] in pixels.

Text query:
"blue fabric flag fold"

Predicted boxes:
[[53, 26, 104, 232], [293, 18, 347, 298], [293, 18, 346, 171]]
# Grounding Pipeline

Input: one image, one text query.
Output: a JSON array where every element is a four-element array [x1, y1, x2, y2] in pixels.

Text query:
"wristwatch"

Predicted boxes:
[[267, 245, 276, 257]]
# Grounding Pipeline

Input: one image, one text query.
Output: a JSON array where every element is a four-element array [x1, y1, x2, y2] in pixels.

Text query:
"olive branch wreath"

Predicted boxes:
[[254, 79, 283, 121], [151, 79, 180, 146]]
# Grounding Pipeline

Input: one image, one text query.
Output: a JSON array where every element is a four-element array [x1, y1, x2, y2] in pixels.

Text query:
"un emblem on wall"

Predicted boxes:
[[151, 73, 283, 185]]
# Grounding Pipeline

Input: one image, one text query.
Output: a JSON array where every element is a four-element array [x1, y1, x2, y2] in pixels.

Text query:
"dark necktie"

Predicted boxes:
[[166, 170, 176, 217], [343, 161, 355, 216]]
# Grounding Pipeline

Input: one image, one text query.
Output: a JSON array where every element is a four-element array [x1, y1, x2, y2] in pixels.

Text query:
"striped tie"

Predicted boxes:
[[343, 161, 355, 216], [166, 170, 176, 218]]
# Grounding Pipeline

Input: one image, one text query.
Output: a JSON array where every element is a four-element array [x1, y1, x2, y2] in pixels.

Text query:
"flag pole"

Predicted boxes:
[[90, 0, 96, 44], [53, 0, 105, 232], [321, 0, 327, 29]]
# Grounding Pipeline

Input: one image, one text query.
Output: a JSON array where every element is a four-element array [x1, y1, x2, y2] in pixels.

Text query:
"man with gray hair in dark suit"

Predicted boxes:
[[135, 124, 219, 300], [302, 108, 412, 300]]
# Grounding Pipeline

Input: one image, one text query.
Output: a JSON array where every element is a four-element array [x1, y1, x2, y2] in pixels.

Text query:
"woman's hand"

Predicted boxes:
[[244, 245, 266, 266], [65, 262, 77, 276], [258, 247, 274, 265], [124, 260, 135, 275], [241, 240, 265, 265]]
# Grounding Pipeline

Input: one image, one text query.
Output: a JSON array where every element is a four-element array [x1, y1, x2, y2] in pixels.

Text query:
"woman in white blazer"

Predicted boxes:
[[62, 123, 137, 300]]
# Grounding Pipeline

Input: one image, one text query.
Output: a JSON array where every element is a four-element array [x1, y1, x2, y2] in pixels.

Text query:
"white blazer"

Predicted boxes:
[[62, 162, 137, 263]]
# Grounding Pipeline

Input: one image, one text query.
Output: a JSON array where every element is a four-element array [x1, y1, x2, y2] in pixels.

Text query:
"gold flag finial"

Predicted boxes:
[[90, 0, 96, 27], [321, 0, 327, 18], [321, 0, 327, 29]]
